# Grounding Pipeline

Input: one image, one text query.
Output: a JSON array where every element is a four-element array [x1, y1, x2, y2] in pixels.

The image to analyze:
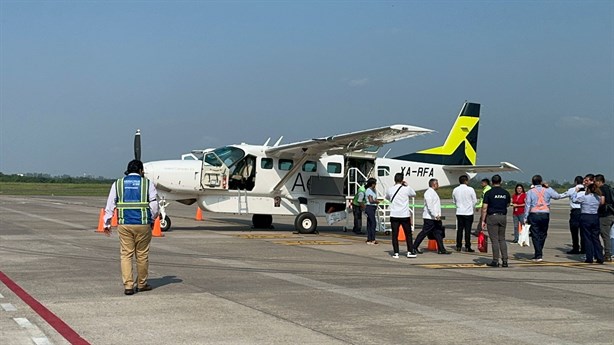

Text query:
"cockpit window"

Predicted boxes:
[[204, 146, 245, 168]]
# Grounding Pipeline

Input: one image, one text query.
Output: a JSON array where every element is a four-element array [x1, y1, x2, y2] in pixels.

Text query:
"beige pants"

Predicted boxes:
[[117, 224, 152, 289]]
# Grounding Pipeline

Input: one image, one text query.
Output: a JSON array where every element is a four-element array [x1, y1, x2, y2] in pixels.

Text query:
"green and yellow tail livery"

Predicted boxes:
[[394, 102, 480, 165]]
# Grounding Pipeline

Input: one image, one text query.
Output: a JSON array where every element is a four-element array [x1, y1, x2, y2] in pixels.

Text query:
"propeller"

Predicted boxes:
[[134, 129, 141, 161]]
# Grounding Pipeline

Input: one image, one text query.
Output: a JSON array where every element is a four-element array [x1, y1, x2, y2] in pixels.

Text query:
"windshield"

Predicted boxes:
[[203, 146, 245, 168]]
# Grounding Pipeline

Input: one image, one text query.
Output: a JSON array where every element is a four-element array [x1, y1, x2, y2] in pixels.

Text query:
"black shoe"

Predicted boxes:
[[596, 260, 604, 264], [437, 250, 451, 255], [414, 248, 423, 254], [502, 261, 509, 267], [124, 289, 135, 295], [584, 260, 593, 264], [137, 284, 153, 292], [566, 249, 580, 254], [465, 248, 475, 253], [605, 257, 612, 262], [455, 246, 461, 252], [486, 261, 499, 267]]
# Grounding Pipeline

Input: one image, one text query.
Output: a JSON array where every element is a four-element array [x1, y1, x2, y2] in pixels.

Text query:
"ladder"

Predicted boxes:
[[237, 189, 248, 214]]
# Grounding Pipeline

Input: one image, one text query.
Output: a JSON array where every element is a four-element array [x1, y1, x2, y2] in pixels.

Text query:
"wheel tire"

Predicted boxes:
[[160, 215, 171, 232], [294, 212, 317, 234], [252, 214, 273, 229]]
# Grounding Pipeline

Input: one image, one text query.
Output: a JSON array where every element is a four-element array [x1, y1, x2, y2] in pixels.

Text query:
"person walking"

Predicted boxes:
[[385, 173, 417, 258], [594, 174, 614, 262], [452, 175, 477, 252], [351, 182, 366, 234], [104, 159, 159, 295], [510, 184, 526, 243], [560, 176, 585, 254], [523, 174, 564, 262], [571, 182, 605, 264], [480, 174, 511, 267], [413, 178, 450, 255], [364, 178, 380, 245]]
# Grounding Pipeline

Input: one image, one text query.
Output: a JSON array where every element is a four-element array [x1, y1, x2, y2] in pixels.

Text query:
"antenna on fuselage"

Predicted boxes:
[[263, 137, 271, 146], [273, 136, 283, 147], [382, 148, 391, 158]]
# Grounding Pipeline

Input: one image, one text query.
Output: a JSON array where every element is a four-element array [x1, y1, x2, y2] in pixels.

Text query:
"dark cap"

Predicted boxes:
[[125, 159, 144, 175]]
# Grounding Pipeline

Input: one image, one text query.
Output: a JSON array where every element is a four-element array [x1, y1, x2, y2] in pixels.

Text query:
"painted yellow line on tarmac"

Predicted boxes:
[[235, 234, 296, 239], [415, 261, 613, 272], [273, 240, 351, 246]]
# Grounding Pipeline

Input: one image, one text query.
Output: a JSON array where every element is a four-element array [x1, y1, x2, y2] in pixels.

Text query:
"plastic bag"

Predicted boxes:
[[478, 231, 488, 253], [518, 223, 531, 247]]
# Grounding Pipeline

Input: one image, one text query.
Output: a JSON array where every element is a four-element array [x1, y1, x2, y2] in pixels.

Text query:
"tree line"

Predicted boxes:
[[0, 172, 114, 184]]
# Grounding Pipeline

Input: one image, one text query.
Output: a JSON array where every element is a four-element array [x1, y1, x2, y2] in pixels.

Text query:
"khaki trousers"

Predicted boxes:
[[117, 224, 152, 289]]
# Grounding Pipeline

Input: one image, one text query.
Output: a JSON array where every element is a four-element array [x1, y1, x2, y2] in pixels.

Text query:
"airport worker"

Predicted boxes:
[[594, 174, 614, 262], [571, 182, 605, 264], [510, 184, 526, 243], [452, 175, 477, 252], [351, 182, 367, 235], [103, 159, 159, 295], [413, 178, 450, 254], [364, 178, 380, 245], [523, 174, 564, 262], [480, 174, 511, 267], [385, 173, 417, 258], [473, 178, 491, 235], [559, 176, 585, 254]]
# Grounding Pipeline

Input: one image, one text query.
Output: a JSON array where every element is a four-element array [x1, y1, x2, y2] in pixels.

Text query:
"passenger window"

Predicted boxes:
[[327, 163, 342, 174], [378, 166, 390, 177], [279, 159, 294, 171], [261, 158, 273, 169], [302, 161, 317, 172]]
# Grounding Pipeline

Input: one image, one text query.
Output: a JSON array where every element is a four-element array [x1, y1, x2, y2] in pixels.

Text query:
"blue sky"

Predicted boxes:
[[1, 1, 612, 183]]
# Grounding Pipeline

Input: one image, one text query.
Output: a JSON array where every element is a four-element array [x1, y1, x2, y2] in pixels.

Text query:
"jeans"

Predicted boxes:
[[512, 214, 523, 242], [581, 214, 603, 262], [365, 205, 377, 241], [455, 214, 473, 249], [352, 205, 363, 233]]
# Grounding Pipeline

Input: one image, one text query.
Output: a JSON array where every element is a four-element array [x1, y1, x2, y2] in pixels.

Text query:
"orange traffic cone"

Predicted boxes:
[[152, 217, 164, 237], [96, 208, 105, 232], [111, 209, 118, 227], [195, 207, 203, 221], [398, 224, 406, 241], [427, 239, 438, 251]]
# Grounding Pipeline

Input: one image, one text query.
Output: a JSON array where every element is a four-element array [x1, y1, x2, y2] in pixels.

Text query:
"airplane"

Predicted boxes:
[[138, 102, 520, 234]]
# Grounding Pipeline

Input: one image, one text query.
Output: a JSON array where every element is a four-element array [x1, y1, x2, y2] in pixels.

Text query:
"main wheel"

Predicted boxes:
[[252, 214, 273, 229], [160, 215, 171, 232], [294, 212, 317, 234]]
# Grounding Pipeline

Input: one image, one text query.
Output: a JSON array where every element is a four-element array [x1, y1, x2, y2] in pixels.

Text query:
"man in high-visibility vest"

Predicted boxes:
[[351, 183, 367, 234], [523, 174, 563, 262], [104, 160, 159, 295]]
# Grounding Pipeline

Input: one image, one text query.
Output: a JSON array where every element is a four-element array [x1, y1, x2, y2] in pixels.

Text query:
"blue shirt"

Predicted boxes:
[[523, 186, 563, 221], [572, 191, 601, 214], [365, 188, 378, 206]]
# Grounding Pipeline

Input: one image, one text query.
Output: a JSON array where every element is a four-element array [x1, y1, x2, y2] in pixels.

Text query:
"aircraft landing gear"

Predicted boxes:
[[159, 199, 172, 232], [294, 212, 317, 234], [252, 214, 273, 229], [160, 215, 171, 232]]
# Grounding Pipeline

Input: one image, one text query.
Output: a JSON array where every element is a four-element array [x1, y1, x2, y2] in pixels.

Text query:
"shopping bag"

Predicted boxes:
[[478, 231, 488, 253], [518, 223, 531, 247]]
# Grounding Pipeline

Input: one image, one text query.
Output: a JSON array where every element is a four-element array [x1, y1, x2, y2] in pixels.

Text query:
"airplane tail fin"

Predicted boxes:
[[393, 102, 480, 165]]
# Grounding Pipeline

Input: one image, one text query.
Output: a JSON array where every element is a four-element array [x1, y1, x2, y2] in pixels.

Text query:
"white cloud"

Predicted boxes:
[[556, 116, 600, 129], [348, 78, 369, 87]]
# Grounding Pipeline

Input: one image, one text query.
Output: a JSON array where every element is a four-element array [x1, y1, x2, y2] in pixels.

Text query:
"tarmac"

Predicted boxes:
[[0, 195, 612, 345]]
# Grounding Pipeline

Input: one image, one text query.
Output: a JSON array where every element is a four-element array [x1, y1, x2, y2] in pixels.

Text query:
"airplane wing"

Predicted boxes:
[[442, 162, 522, 173], [265, 124, 433, 157]]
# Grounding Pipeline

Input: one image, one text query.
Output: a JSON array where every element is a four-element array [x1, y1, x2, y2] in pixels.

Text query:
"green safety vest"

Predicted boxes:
[[115, 175, 151, 225], [352, 186, 366, 206]]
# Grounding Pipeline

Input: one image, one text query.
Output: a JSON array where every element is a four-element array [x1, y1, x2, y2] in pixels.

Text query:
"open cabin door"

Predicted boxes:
[[200, 151, 230, 190], [344, 147, 378, 196]]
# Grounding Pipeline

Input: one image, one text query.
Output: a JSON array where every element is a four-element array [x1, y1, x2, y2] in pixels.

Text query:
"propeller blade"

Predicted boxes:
[[134, 129, 141, 161]]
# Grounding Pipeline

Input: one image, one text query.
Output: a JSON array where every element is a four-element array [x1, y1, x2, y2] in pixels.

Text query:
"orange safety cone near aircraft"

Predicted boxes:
[[137, 102, 520, 234]]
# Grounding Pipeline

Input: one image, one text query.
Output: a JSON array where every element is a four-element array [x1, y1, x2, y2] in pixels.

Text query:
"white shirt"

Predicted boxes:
[[560, 185, 583, 209], [423, 187, 441, 220], [452, 184, 477, 215], [365, 188, 378, 206], [385, 184, 417, 218]]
